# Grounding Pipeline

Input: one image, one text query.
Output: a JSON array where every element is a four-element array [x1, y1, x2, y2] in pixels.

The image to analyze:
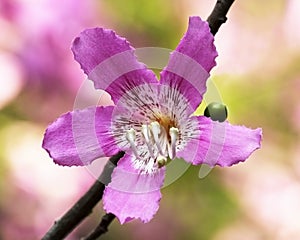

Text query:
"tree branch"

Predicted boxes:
[[82, 213, 116, 240], [207, 0, 236, 35], [41, 151, 125, 240]]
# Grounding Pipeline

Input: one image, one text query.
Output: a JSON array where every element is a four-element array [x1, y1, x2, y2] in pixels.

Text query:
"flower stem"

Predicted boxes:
[[41, 151, 125, 240]]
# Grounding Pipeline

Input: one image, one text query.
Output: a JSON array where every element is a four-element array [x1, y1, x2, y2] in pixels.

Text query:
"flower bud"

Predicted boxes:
[[204, 102, 228, 122]]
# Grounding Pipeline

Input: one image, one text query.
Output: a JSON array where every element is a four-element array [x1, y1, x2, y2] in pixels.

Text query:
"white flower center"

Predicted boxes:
[[111, 83, 199, 173], [125, 120, 179, 168]]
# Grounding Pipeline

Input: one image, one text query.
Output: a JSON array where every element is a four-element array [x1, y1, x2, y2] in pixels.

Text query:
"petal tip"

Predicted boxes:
[[71, 27, 133, 75], [176, 16, 218, 73], [222, 126, 263, 167], [102, 163, 164, 224]]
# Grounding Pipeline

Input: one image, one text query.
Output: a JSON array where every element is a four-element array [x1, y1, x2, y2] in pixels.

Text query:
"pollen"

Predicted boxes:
[[157, 115, 176, 139]]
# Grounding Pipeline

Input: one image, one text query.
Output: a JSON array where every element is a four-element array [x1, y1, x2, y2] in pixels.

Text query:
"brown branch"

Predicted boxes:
[[82, 213, 116, 240], [41, 151, 125, 240], [207, 0, 236, 35]]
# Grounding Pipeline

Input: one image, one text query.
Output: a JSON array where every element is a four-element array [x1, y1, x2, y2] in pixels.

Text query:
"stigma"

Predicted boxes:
[[125, 121, 179, 168]]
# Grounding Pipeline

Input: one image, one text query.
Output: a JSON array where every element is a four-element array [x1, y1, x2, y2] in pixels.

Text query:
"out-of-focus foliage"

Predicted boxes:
[[101, 0, 184, 48]]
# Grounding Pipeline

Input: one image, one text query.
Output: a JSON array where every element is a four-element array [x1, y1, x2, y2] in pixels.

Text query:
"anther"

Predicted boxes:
[[157, 155, 167, 168], [126, 128, 140, 159], [142, 125, 150, 142], [150, 121, 164, 155], [142, 124, 155, 159], [126, 128, 136, 142], [168, 127, 179, 159]]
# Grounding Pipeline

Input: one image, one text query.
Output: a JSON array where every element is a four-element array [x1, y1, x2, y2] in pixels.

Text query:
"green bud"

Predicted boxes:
[[204, 102, 228, 122]]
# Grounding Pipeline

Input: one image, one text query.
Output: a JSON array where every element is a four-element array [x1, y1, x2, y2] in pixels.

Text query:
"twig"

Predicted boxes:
[[82, 213, 116, 240], [41, 151, 125, 240], [207, 0, 236, 35]]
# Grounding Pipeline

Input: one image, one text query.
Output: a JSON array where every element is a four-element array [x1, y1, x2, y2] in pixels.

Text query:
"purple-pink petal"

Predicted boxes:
[[177, 116, 262, 167], [42, 106, 119, 166], [71, 28, 157, 103], [175, 16, 217, 72], [103, 154, 165, 224], [159, 71, 207, 114], [160, 16, 218, 111]]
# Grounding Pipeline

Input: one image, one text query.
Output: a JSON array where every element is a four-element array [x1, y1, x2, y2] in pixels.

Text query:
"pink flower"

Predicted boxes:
[[42, 17, 262, 224]]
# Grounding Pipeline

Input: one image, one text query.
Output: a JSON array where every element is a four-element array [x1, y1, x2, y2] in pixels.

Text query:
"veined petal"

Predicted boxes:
[[160, 16, 218, 111], [42, 106, 119, 166], [71, 28, 157, 103], [174, 16, 217, 72], [177, 116, 262, 167], [103, 154, 165, 224]]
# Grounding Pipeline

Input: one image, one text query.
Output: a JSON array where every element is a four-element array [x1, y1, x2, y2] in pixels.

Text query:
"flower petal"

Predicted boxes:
[[71, 28, 157, 103], [174, 16, 217, 72], [103, 154, 165, 224], [177, 116, 262, 167], [42, 106, 119, 166], [160, 16, 218, 111]]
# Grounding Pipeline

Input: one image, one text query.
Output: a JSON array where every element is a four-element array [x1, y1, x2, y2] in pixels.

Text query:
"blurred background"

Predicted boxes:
[[0, 0, 299, 239]]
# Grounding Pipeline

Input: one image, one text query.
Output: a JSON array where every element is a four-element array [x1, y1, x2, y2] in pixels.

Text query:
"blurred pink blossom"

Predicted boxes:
[[11, 0, 100, 93], [0, 0, 108, 121], [1, 122, 95, 239], [222, 145, 300, 239], [0, 53, 23, 109], [283, 0, 300, 49]]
